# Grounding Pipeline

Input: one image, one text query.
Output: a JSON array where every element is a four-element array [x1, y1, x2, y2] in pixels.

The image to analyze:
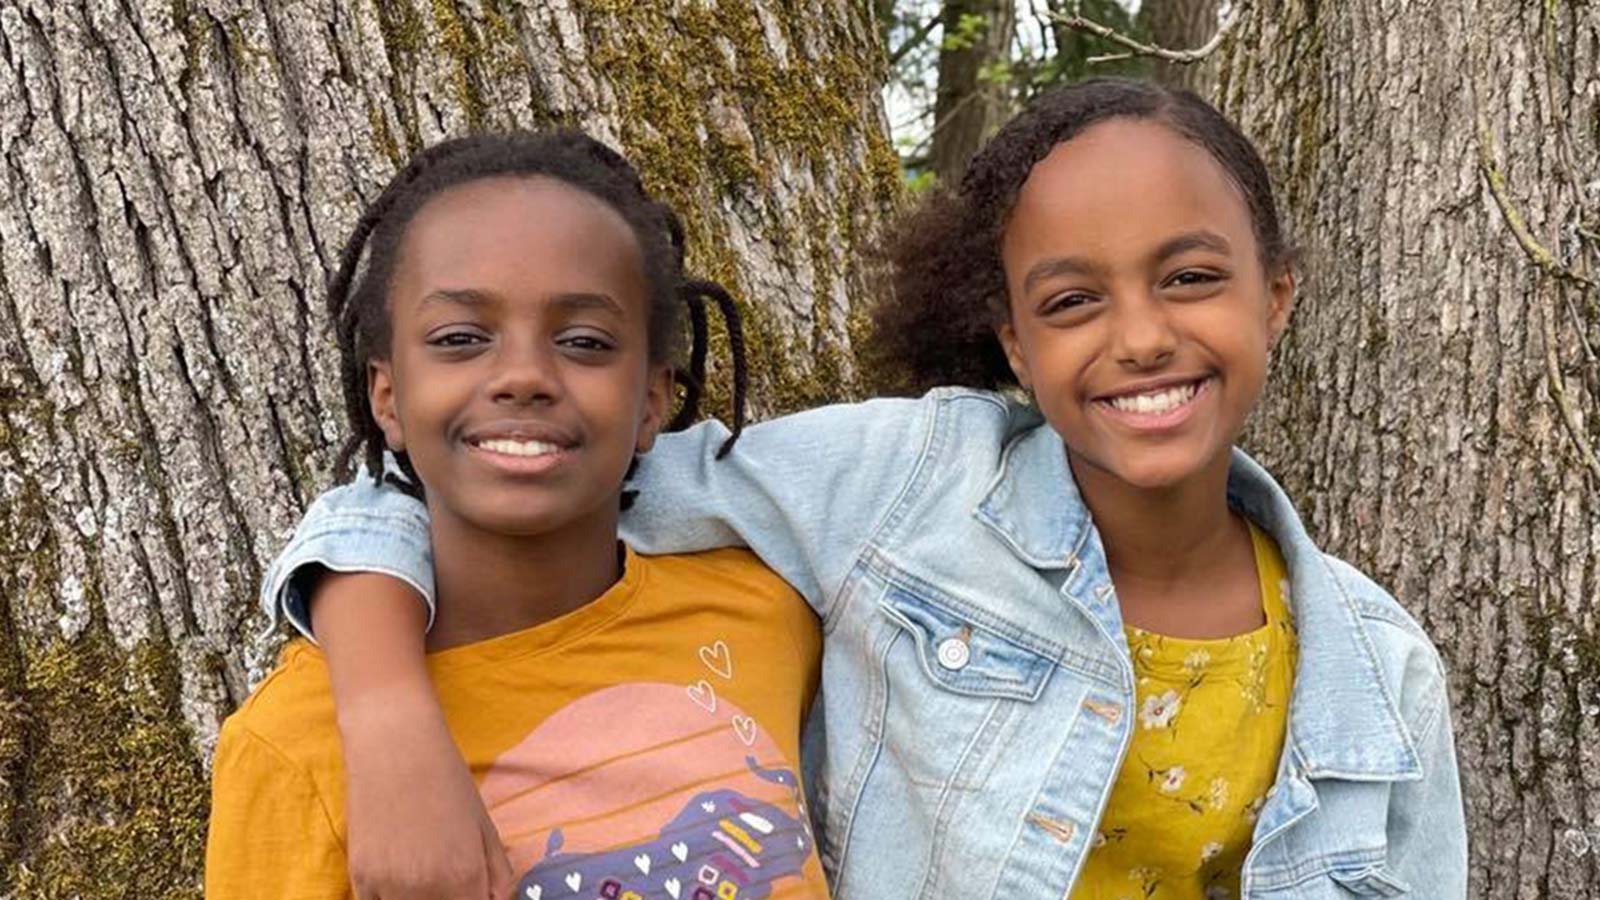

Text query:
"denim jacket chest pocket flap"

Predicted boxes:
[[1327, 864, 1411, 897], [872, 584, 1061, 795], [879, 585, 1055, 701]]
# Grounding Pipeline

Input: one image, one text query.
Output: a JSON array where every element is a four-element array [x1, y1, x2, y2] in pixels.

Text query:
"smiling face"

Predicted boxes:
[[996, 118, 1294, 491], [367, 175, 671, 538]]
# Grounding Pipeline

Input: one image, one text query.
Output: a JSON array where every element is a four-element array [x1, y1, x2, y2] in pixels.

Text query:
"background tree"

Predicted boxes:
[[1134, 0, 1217, 91], [1210, 1, 1600, 896], [0, 1, 897, 895], [929, 0, 1015, 183]]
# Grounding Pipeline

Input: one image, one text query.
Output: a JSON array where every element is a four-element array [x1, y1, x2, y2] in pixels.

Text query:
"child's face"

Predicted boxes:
[[368, 176, 671, 537], [996, 118, 1294, 491]]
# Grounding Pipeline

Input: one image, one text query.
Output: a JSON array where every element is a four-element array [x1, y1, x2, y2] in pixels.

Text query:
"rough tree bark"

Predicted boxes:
[[1216, 1, 1600, 896], [0, 1, 897, 895], [1136, 0, 1217, 92], [930, 0, 1014, 184]]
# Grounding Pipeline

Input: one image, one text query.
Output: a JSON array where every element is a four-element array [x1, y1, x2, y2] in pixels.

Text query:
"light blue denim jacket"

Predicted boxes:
[[265, 389, 1467, 898]]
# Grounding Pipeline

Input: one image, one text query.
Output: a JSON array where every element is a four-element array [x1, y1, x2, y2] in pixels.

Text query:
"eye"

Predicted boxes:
[[1164, 269, 1225, 289], [557, 330, 617, 354], [1040, 292, 1096, 316], [426, 329, 488, 348]]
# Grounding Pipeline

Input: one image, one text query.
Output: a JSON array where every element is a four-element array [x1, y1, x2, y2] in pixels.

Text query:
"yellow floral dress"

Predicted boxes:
[[1072, 523, 1297, 900]]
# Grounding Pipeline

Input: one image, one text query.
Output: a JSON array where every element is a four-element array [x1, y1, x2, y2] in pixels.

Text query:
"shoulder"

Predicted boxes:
[[641, 548, 818, 636], [644, 548, 804, 602], [760, 387, 1011, 438], [218, 641, 342, 773], [1319, 553, 1451, 740]]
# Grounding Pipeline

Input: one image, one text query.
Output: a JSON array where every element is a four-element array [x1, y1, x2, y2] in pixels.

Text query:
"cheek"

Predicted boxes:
[[1016, 325, 1094, 400]]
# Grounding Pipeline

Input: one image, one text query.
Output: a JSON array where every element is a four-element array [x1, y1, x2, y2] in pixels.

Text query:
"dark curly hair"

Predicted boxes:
[[328, 130, 748, 504], [874, 78, 1293, 392]]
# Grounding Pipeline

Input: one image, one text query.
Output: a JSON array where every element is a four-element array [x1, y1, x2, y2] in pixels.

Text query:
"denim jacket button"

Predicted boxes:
[[936, 637, 971, 670]]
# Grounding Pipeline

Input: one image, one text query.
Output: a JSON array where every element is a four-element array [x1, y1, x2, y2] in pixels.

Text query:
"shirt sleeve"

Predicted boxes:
[[1382, 680, 1468, 896], [260, 395, 941, 636], [622, 395, 939, 617], [259, 475, 436, 640], [205, 720, 350, 899]]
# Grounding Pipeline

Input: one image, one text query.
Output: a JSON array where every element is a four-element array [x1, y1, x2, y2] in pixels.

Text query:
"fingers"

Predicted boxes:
[[483, 820, 515, 900]]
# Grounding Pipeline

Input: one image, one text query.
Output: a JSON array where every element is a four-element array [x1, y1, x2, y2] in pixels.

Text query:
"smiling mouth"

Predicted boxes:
[[1094, 375, 1215, 425], [470, 437, 565, 458]]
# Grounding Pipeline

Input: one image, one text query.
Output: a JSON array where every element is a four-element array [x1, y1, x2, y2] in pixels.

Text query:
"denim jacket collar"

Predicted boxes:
[[977, 416, 1421, 782], [974, 408, 1091, 570], [1225, 451, 1423, 783]]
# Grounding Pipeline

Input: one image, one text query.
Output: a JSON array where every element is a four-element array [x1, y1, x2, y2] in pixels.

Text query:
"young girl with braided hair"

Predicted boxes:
[[205, 130, 827, 900], [256, 80, 1467, 899]]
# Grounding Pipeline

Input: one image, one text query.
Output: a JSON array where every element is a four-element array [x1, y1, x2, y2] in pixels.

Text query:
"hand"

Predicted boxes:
[[340, 693, 514, 900]]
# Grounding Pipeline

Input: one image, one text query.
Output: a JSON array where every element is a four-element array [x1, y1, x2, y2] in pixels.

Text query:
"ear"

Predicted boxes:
[[1265, 268, 1297, 347], [634, 364, 674, 454], [996, 317, 1033, 390], [368, 359, 406, 452]]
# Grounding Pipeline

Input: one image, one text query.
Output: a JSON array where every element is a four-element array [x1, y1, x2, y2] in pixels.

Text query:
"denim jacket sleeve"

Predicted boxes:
[[261, 394, 939, 637], [1383, 674, 1469, 895]]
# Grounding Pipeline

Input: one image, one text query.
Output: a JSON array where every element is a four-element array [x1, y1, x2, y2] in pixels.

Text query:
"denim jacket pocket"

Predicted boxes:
[[876, 585, 1055, 792], [1328, 864, 1411, 897]]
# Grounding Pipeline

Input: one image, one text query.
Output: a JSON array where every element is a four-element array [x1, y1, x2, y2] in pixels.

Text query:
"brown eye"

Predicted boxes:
[[427, 330, 487, 348], [1165, 270, 1224, 289], [1042, 292, 1095, 315], [556, 329, 617, 354]]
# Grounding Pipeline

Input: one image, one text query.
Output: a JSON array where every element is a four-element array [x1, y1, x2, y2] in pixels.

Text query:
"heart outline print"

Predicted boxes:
[[698, 640, 733, 680], [685, 680, 717, 713]]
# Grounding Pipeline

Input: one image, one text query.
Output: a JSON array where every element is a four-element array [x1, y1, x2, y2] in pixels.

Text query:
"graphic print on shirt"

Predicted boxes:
[[480, 658, 819, 899]]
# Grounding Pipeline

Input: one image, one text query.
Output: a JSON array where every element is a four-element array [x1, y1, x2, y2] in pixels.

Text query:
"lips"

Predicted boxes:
[[1092, 375, 1215, 429], [462, 421, 580, 470]]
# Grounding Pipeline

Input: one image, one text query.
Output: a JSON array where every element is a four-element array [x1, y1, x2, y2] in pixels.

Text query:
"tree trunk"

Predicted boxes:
[[930, 0, 1014, 185], [1216, 2, 1600, 896], [1137, 0, 1218, 93], [0, 1, 897, 895]]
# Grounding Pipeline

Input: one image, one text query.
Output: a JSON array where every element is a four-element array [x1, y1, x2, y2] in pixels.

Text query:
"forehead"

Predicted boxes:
[[392, 175, 648, 310], [1003, 118, 1256, 258]]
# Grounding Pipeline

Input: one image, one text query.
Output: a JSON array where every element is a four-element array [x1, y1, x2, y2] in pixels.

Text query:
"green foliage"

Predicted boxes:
[[941, 12, 991, 51], [881, 0, 1156, 182]]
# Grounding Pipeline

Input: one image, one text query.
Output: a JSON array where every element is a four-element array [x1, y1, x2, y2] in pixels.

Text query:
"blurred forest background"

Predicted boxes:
[[0, 1, 1595, 896]]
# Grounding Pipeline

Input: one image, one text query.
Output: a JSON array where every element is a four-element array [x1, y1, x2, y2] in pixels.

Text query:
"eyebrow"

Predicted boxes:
[[1152, 230, 1233, 263], [1021, 256, 1100, 295], [418, 288, 624, 315], [1019, 229, 1234, 296]]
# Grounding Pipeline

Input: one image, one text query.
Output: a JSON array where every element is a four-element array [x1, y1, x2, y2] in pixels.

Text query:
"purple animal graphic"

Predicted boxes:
[[515, 758, 812, 900]]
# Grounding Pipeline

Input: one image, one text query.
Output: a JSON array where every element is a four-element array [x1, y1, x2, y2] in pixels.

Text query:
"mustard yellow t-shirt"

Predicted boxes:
[[206, 547, 830, 900], [1073, 524, 1297, 900]]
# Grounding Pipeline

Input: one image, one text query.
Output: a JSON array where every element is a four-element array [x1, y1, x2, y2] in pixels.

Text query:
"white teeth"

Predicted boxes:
[[1108, 380, 1202, 415], [477, 438, 560, 457]]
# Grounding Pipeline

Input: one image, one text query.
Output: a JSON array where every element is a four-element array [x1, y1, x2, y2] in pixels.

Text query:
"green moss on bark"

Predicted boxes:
[[3, 633, 209, 899]]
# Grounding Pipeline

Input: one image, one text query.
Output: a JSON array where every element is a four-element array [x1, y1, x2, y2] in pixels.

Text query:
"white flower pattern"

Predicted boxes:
[[1139, 690, 1182, 729]]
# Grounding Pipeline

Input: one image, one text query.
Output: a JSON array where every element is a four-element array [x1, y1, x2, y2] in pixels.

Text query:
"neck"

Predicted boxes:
[[425, 500, 624, 652], [1070, 448, 1243, 590]]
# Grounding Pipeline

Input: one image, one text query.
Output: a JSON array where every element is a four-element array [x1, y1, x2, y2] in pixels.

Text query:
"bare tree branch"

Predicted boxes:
[[1478, 127, 1600, 485], [1048, 3, 1241, 66], [888, 15, 941, 67]]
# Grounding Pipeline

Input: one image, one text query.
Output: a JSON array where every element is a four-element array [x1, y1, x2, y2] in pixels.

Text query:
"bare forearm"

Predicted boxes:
[[311, 572, 440, 736]]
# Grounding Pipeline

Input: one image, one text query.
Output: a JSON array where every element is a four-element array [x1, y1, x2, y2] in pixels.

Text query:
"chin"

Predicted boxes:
[[1101, 448, 1218, 491], [447, 494, 589, 538]]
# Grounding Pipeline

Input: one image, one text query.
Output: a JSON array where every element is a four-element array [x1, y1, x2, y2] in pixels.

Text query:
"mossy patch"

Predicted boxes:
[[0, 395, 206, 897], [2, 634, 209, 899]]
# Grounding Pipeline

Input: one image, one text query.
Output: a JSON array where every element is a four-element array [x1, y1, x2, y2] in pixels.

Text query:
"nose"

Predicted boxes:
[[486, 338, 560, 406], [1110, 293, 1177, 370]]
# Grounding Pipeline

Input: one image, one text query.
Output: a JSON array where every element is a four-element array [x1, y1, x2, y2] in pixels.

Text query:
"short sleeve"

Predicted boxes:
[[205, 720, 350, 899]]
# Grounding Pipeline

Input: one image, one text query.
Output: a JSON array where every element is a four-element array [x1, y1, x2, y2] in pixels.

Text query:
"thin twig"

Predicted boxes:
[[888, 15, 940, 67], [1477, 129, 1597, 291], [1477, 128, 1600, 485], [1048, 4, 1242, 66]]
